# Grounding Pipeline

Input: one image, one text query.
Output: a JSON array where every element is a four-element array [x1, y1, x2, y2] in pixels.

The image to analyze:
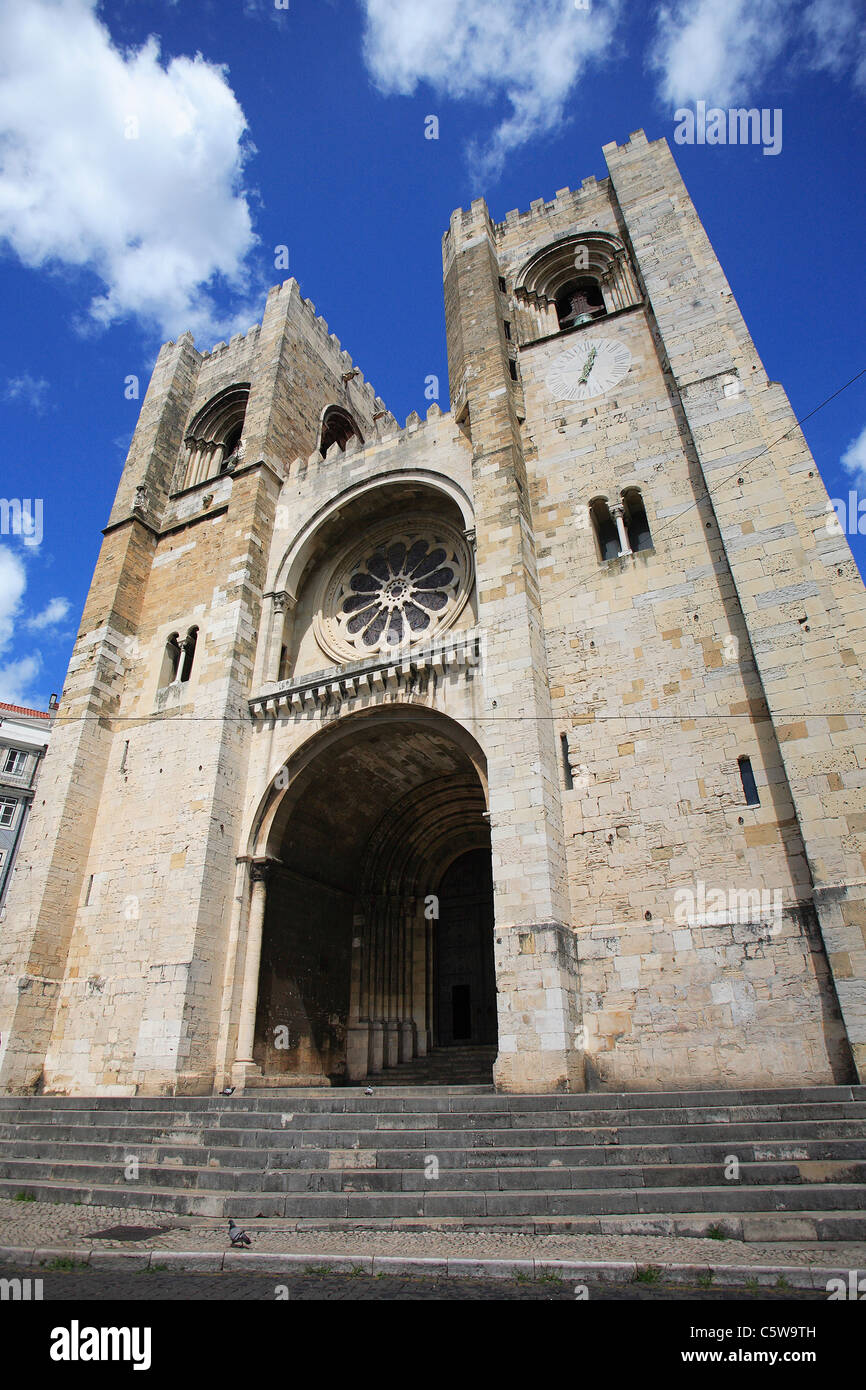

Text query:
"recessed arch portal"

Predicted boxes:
[[270, 470, 475, 604], [248, 709, 496, 1083]]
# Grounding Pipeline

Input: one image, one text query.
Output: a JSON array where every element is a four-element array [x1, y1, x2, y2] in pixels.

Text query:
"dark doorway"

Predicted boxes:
[[252, 709, 495, 1083], [434, 849, 497, 1047], [452, 985, 472, 1040]]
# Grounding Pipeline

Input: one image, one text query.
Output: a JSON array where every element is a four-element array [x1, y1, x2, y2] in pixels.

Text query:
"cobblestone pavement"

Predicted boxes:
[[2, 1197, 864, 1270], [0, 1263, 826, 1301]]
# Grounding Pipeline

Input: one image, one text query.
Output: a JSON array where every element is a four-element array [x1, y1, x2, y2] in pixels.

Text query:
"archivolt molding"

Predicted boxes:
[[270, 471, 475, 601], [514, 231, 641, 318], [361, 774, 489, 903], [247, 704, 489, 860]]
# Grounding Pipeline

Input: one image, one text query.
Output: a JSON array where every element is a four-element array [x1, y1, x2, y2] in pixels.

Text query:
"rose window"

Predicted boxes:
[[316, 521, 473, 663]]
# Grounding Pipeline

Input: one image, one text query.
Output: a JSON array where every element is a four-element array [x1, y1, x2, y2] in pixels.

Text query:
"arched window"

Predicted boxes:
[[590, 499, 620, 562], [159, 632, 181, 687], [182, 384, 249, 489], [319, 406, 363, 457], [514, 232, 642, 342], [622, 488, 653, 553], [555, 277, 606, 330]]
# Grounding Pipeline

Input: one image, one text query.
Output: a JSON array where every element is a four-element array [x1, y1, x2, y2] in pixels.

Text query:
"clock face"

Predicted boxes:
[[545, 337, 632, 402]]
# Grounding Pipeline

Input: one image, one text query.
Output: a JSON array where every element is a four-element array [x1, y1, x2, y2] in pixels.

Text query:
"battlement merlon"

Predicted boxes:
[[105, 278, 396, 533], [443, 171, 625, 276]]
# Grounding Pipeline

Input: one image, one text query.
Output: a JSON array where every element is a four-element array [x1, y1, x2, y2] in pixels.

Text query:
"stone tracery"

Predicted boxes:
[[316, 520, 473, 663]]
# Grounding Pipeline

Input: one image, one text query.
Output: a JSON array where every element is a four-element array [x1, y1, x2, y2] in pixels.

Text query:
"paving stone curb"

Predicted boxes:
[[0, 1245, 852, 1290]]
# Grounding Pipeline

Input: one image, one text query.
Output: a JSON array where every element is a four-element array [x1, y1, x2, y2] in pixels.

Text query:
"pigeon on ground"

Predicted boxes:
[[228, 1219, 251, 1247], [220, 1086, 235, 1096]]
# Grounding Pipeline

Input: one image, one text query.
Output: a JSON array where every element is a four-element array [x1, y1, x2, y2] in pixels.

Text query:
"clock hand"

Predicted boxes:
[[578, 347, 597, 386]]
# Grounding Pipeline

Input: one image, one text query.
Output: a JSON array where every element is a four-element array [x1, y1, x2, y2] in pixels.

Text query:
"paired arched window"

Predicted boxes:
[[319, 406, 363, 457], [159, 627, 198, 688], [590, 489, 653, 562], [182, 384, 249, 489]]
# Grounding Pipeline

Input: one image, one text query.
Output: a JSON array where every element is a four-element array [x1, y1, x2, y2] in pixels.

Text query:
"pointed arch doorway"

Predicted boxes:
[[248, 710, 497, 1084]]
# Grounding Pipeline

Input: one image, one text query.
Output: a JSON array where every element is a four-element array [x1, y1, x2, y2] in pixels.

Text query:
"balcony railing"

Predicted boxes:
[[249, 626, 485, 720], [0, 767, 34, 789]]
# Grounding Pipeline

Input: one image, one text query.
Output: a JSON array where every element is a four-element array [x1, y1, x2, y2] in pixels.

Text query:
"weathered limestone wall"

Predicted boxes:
[[482, 133, 861, 1087], [604, 131, 865, 1081]]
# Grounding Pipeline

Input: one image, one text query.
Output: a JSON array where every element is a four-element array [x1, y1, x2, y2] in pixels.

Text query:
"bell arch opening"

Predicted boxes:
[[249, 713, 496, 1084]]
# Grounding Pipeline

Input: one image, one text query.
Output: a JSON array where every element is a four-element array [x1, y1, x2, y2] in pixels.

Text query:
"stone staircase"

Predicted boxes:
[[0, 1085, 864, 1240], [368, 1045, 496, 1086]]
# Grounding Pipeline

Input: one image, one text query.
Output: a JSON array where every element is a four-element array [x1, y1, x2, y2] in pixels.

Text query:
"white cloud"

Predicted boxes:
[[0, 654, 42, 707], [650, 0, 790, 107], [802, 0, 866, 92], [4, 374, 50, 412], [359, 0, 620, 184], [26, 597, 71, 631], [841, 424, 866, 489], [0, 546, 42, 705], [0, 0, 258, 340], [651, 0, 866, 108]]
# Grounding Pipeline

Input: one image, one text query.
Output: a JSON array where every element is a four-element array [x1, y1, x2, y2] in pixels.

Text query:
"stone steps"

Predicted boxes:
[[0, 1115, 863, 1141], [0, 1086, 863, 1236], [2, 1154, 865, 1192], [0, 1082, 859, 1110], [3, 1136, 864, 1166], [0, 1174, 863, 1222], [369, 1045, 496, 1086]]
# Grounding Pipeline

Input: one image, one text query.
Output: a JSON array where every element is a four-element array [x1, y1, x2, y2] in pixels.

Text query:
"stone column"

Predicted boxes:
[[611, 504, 632, 557], [265, 591, 295, 683], [399, 901, 415, 1061], [232, 859, 275, 1082], [346, 910, 370, 1081], [213, 858, 253, 1088], [178, 630, 195, 682], [183, 444, 196, 487], [193, 443, 209, 486], [367, 898, 384, 1073], [425, 912, 435, 1056], [384, 899, 400, 1067], [410, 901, 429, 1056]]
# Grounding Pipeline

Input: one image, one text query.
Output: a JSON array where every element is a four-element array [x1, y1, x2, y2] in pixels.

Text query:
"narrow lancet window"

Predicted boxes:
[[739, 756, 760, 806]]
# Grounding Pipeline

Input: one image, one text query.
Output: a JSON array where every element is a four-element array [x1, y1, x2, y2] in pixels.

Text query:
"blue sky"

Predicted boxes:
[[1, 0, 865, 709]]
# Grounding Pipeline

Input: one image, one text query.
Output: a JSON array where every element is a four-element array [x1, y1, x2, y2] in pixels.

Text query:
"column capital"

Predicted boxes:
[[249, 857, 279, 884], [267, 589, 296, 614]]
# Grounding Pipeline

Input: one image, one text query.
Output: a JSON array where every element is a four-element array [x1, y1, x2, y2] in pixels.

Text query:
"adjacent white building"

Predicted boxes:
[[0, 702, 54, 915]]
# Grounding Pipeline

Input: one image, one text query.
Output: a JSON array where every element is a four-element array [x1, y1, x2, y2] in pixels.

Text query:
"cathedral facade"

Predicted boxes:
[[2, 129, 864, 1097]]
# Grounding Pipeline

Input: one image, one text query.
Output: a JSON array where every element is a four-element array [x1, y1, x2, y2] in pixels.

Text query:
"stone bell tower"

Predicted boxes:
[[459, 129, 865, 1089], [0, 281, 396, 1095]]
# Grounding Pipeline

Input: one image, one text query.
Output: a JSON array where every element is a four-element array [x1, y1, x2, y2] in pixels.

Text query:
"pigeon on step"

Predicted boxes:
[[364, 1086, 374, 1096], [220, 1086, 235, 1096], [228, 1219, 251, 1247]]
